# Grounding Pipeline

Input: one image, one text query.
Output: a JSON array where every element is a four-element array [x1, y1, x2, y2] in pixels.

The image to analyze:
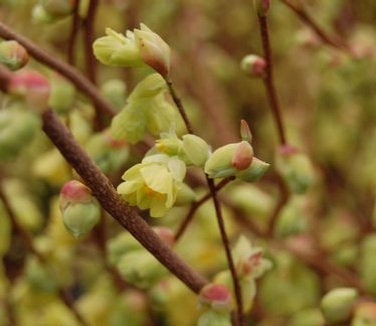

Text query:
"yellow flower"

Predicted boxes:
[[117, 155, 186, 217]]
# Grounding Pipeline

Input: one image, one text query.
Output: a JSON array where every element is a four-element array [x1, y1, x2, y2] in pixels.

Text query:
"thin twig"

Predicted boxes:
[[174, 178, 233, 242], [282, 0, 350, 51], [83, 0, 98, 84], [207, 178, 245, 326], [257, 14, 287, 146], [67, 0, 82, 65], [0, 22, 116, 118]]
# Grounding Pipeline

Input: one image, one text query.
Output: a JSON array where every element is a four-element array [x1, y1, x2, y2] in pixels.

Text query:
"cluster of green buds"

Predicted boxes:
[[0, 40, 29, 71], [32, 0, 76, 23], [59, 180, 100, 238], [93, 23, 170, 78]]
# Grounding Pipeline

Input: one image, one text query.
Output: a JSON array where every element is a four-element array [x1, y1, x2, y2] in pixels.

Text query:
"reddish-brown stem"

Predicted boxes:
[[174, 178, 233, 241], [41, 108, 208, 294], [67, 0, 82, 65], [83, 0, 98, 84], [0, 22, 116, 118], [282, 0, 350, 51], [207, 178, 245, 326], [166, 79, 194, 134], [257, 14, 287, 146]]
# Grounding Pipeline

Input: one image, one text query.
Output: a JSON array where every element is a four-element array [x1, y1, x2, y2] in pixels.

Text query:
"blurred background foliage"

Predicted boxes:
[[1, 0, 376, 325]]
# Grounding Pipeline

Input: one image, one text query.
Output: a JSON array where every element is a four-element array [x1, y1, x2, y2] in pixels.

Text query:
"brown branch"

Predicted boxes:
[[0, 22, 116, 118], [41, 108, 208, 294], [67, 0, 82, 65], [257, 14, 287, 146]]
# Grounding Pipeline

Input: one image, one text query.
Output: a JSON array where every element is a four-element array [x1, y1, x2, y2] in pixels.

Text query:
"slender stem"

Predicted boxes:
[[0, 22, 116, 118], [207, 178, 244, 326], [41, 108, 208, 294], [282, 0, 350, 51], [67, 0, 82, 65], [257, 14, 287, 146], [166, 79, 194, 134], [83, 0, 98, 84], [174, 178, 233, 242]]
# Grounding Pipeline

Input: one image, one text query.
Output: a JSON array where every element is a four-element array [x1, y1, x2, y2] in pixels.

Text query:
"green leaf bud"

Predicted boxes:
[[321, 288, 358, 324], [0, 40, 29, 71]]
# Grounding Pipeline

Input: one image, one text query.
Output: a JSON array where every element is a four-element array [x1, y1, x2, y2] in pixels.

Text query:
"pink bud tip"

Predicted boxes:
[[60, 180, 92, 209]]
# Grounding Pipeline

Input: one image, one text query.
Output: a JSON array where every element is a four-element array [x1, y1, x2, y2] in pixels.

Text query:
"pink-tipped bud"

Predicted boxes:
[[231, 141, 254, 170], [8, 70, 50, 112], [59, 180, 92, 210], [240, 119, 253, 142], [0, 40, 29, 71], [199, 284, 232, 312], [241, 54, 267, 78], [60, 180, 100, 238], [253, 0, 270, 15]]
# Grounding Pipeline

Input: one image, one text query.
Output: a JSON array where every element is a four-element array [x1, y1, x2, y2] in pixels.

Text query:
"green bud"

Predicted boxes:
[[321, 288, 358, 324], [0, 40, 29, 71], [117, 250, 168, 288], [48, 73, 76, 114], [101, 79, 127, 110], [59, 180, 100, 237], [32, 4, 56, 23], [240, 54, 267, 78], [0, 108, 41, 161], [40, 0, 76, 18], [197, 310, 232, 326], [275, 145, 315, 194], [253, 0, 270, 15], [181, 134, 210, 166], [235, 157, 270, 182]]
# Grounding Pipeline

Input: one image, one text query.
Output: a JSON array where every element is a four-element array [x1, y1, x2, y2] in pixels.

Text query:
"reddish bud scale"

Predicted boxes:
[[231, 141, 254, 170], [199, 283, 232, 311], [60, 180, 92, 209]]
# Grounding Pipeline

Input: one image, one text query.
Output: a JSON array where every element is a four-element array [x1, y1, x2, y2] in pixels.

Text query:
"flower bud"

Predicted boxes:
[[275, 145, 315, 194], [241, 54, 267, 78], [199, 284, 232, 312], [40, 0, 76, 18], [0, 40, 29, 71], [321, 288, 358, 324], [32, 4, 56, 23], [0, 108, 41, 161], [182, 134, 210, 167], [240, 119, 252, 142], [197, 310, 232, 326], [59, 180, 100, 238], [101, 79, 127, 110], [253, 0, 270, 15], [231, 141, 254, 170], [48, 73, 75, 114], [134, 23, 171, 78], [234, 157, 270, 182], [8, 70, 50, 112]]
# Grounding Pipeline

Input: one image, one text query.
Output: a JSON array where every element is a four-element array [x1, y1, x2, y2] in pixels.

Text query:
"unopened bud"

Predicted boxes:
[[240, 119, 252, 142], [134, 24, 171, 78], [321, 288, 358, 324], [253, 0, 270, 15], [59, 180, 100, 238], [0, 40, 29, 71], [241, 54, 267, 78], [231, 141, 254, 170], [199, 283, 232, 312], [182, 134, 210, 167], [8, 70, 50, 112]]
